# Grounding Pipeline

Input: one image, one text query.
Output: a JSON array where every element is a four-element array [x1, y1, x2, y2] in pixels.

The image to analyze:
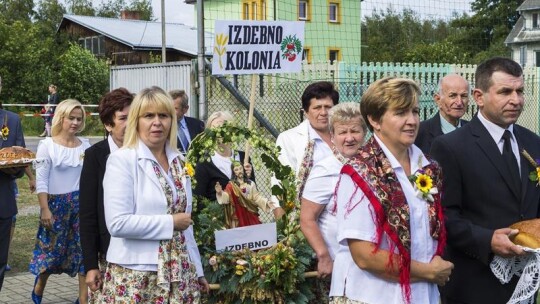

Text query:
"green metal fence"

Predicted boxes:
[[202, 61, 540, 221]]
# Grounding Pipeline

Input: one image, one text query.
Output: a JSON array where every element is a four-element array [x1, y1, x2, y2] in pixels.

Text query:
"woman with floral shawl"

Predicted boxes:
[[329, 77, 453, 304]]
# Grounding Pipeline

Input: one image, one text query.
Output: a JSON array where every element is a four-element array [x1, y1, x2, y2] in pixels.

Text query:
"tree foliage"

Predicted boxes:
[[97, 0, 127, 18], [0, 0, 35, 24], [66, 0, 95, 16], [95, 0, 153, 20], [362, 8, 453, 63], [0, 0, 157, 106], [34, 0, 67, 33], [58, 43, 109, 104], [362, 0, 525, 64], [128, 0, 153, 21]]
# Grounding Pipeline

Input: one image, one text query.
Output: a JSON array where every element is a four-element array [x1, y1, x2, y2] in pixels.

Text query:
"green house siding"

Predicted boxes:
[[195, 0, 361, 63]]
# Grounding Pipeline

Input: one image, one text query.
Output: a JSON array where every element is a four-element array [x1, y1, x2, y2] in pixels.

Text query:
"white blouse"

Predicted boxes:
[[302, 154, 342, 259], [211, 150, 241, 179], [330, 136, 439, 304], [35, 137, 91, 194]]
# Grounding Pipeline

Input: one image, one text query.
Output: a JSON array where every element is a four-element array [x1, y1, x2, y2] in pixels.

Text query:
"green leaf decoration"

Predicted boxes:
[[188, 123, 318, 303]]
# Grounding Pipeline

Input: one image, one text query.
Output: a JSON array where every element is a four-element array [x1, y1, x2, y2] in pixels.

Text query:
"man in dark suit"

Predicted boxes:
[[170, 90, 204, 154], [431, 57, 540, 304], [415, 74, 470, 154], [0, 76, 28, 291], [79, 88, 133, 294]]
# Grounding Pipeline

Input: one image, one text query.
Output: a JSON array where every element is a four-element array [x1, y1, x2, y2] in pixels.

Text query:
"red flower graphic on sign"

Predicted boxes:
[[280, 35, 302, 63]]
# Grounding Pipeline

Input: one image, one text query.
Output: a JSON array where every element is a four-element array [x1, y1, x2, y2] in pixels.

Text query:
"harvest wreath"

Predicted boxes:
[[187, 123, 316, 304]]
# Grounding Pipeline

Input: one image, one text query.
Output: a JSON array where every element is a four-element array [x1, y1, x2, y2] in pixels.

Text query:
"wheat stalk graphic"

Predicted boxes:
[[214, 34, 228, 69]]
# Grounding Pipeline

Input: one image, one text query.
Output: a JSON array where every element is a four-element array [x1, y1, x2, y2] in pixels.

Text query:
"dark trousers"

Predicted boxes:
[[441, 296, 469, 304], [0, 216, 13, 292]]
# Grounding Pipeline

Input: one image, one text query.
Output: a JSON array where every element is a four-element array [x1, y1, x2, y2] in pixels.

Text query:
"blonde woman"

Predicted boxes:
[[30, 99, 90, 304], [101, 87, 209, 302]]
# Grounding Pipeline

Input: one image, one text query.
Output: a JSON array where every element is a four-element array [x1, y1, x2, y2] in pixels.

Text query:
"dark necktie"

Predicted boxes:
[[502, 130, 521, 194]]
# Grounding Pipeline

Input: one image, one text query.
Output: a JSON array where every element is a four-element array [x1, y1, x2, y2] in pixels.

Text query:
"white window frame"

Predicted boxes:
[[329, 3, 338, 23], [299, 0, 308, 20]]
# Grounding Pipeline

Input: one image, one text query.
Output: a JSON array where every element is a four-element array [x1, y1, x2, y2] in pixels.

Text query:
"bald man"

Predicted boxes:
[[415, 74, 470, 154]]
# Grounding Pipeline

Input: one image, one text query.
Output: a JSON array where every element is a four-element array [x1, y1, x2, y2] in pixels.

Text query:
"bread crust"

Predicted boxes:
[[510, 219, 540, 249]]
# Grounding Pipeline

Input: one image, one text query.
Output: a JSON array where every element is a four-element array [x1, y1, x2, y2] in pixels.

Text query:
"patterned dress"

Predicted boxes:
[[100, 150, 201, 303], [30, 137, 90, 277]]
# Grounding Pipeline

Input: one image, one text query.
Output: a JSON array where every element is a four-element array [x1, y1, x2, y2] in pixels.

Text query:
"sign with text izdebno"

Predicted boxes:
[[214, 222, 277, 252], [212, 20, 305, 75]]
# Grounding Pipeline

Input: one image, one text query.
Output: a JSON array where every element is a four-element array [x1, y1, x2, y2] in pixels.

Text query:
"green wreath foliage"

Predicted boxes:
[[187, 123, 315, 303]]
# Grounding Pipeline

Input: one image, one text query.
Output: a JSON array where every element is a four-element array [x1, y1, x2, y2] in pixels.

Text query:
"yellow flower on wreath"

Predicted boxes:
[[184, 162, 195, 177]]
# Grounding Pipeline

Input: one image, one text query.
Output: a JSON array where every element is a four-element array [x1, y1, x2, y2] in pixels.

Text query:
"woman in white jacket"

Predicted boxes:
[[101, 86, 209, 303]]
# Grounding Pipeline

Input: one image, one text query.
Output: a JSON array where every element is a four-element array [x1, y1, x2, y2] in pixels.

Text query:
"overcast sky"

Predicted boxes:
[[152, 0, 195, 26], [361, 0, 473, 20], [157, 0, 474, 26], [91, 0, 474, 26]]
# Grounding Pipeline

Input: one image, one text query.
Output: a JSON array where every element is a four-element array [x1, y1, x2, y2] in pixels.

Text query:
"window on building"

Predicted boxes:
[[534, 13, 539, 28], [329, 49, 340, 64], [253, 2, 258, 19], [78, 35, 105, 56], [536, 51, 540, 67], [242, 0, 266, 20], [299, 0, 310, 20], [302, 47, 311, 63], [243, 3, 250, 19], [520, 46, 527, 66], [328, 1, 340, 23]]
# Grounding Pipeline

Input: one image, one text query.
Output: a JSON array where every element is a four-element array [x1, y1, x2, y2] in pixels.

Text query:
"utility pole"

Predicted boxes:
[[197, 0, 207, 120], [161, 0, 166, 63]]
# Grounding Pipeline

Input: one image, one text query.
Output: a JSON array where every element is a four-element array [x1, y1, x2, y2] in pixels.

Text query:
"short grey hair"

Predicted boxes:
[[169, 89, 189, 107], [206, 111, 233, 129], [328, 102, 367, 135]]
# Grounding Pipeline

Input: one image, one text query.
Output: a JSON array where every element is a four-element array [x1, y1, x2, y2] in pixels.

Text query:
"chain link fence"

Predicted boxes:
[[203, 64, 539, 203]]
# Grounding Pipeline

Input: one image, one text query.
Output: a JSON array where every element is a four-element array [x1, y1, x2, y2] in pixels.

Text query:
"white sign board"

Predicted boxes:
[[215, 222, 277, 251], [212, 20, 305, 75]]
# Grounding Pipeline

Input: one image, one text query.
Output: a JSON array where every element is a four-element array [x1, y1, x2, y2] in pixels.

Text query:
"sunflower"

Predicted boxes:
[[1, 124, 8, 140], [185, 162, 195, 177], [415, 173, 433, 194]]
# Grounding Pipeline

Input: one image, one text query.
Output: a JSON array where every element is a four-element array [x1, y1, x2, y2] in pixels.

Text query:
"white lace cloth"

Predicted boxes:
[[490, 247, 540, 304]]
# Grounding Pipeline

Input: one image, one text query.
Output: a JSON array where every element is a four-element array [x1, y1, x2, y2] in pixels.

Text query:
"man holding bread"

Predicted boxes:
[[0, 75, 28, 292], [431, 57, 540, 304]]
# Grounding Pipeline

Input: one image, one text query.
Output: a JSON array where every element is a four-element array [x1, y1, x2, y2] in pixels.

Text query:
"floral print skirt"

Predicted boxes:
[[88, 257, 108, 304], [29, 191, 84, 277], [100, 263, 201, 304]]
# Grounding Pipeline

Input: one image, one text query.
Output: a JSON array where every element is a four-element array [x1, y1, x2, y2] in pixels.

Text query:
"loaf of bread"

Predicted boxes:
[[0, 146, 35, 168], [510, 219, 540, 249]]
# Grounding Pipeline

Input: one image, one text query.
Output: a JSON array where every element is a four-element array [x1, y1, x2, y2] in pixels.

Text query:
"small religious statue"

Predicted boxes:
[[215, 161, 284, 229]]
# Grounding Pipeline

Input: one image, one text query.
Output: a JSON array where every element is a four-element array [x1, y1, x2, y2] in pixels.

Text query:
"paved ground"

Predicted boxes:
[[1, 136, 101, 304], [1, 272, 79, 303]]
